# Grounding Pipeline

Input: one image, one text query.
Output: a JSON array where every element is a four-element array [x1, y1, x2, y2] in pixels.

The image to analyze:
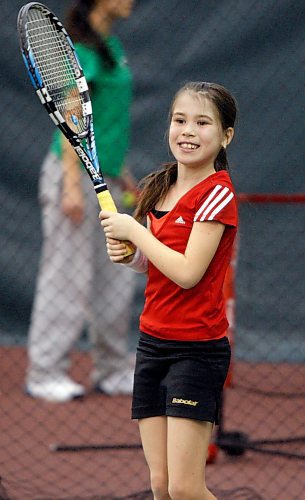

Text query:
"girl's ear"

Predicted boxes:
[[222, 127, 234, 149]]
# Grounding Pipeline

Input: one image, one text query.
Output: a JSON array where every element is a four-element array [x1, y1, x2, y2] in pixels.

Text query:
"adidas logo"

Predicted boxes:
[[175, 216, 185, 224]]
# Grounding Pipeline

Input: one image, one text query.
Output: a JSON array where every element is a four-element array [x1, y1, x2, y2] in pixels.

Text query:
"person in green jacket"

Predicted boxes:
[[26, 0, 137, 402]]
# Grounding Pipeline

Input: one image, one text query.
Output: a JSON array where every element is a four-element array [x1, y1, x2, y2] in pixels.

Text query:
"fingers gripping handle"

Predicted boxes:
[[97, 190, 135, 258]]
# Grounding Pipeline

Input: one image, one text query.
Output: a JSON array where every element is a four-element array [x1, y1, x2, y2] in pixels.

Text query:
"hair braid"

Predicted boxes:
[[133, 163, 178, 221]]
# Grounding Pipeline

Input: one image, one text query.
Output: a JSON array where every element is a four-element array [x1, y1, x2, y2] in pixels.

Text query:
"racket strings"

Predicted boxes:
[[26, 9, 86, 135]]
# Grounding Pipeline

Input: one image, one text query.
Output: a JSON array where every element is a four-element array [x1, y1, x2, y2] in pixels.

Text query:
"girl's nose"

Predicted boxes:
[[182, 124, 196, 136]]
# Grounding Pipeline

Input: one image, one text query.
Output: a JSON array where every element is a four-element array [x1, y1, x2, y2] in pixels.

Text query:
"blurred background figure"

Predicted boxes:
[[26, 0, 137, 402]]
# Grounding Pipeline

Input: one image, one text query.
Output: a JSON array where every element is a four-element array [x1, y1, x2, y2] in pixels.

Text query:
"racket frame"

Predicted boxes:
[[17, 2, 116, 209], [18, 2, 135, 256]]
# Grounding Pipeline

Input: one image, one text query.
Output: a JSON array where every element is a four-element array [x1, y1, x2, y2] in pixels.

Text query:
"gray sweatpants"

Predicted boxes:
[[27, 153, 135, 385]]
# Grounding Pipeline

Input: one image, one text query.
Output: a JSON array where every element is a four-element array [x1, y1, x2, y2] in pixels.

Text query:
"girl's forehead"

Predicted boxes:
[[172, 91, 217, 116]]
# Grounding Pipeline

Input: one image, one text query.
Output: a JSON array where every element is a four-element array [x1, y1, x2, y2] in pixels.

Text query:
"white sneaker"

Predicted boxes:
[[98, 369, 134, 396], [26, 374, 85, 403]]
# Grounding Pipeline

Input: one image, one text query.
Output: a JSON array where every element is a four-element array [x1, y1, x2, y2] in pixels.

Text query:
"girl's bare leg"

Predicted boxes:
[[167, 417, 217, 500], [138, 416, 170, 500]]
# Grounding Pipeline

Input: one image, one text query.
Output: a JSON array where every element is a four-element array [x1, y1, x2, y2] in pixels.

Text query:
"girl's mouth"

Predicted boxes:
[[178, 142, 199, 150]]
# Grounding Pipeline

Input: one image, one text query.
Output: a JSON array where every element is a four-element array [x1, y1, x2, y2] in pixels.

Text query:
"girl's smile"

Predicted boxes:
[[178, 141, 200, 151]]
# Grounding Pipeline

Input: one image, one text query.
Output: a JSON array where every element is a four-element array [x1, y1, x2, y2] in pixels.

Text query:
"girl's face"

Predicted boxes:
[[169, 91, 233, 171]]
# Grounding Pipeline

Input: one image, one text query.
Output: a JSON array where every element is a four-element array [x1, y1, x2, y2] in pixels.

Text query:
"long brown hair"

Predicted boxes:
[[134, 82, 237, 221]]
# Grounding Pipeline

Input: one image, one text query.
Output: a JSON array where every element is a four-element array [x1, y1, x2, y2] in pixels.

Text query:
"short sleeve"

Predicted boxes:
[[194, 184, 237, 227]]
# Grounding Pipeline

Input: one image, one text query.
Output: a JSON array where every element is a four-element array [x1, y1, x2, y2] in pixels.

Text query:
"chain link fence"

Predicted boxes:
[[1, 1, 304, 498]]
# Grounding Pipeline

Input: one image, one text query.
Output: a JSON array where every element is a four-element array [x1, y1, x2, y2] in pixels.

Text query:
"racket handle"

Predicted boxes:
[[97, 190, 135, 258], [97, 189, 118, 212]]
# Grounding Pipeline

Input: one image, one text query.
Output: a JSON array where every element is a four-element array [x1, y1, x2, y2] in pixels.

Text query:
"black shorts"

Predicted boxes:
[[132, 332, 231, 424]]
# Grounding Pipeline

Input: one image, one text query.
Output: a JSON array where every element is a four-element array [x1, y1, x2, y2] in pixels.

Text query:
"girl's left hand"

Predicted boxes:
[[99, 210, 136, 241]]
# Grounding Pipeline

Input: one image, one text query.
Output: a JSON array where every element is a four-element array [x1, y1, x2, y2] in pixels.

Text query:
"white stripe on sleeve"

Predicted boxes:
[[196, 186, 231, 221], [207, 191, 234, 220], [194, 185, 223, 221]]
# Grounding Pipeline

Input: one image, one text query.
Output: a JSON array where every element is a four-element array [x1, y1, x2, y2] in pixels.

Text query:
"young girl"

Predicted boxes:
[[100, 81, 238, 500]]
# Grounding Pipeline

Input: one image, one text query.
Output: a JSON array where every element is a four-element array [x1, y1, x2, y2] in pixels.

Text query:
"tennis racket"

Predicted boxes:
[[17, 2, 134, 256]]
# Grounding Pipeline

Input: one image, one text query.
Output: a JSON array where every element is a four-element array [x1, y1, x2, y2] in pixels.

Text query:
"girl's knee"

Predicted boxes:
[[150, 471, 169, 499], [168, 481, 216, 500], [168, 481, 195, 500]]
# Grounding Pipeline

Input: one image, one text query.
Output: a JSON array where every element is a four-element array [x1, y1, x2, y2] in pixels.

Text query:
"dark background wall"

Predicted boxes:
[[1, 1, 304, 354]]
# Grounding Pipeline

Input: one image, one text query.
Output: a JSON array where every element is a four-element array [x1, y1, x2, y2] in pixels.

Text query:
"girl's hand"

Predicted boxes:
[[106, 237, 136, 263], [99, 211, 136, 241]]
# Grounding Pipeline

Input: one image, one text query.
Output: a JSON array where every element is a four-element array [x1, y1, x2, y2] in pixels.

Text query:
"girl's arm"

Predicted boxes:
[[101, 212, 225, 289]]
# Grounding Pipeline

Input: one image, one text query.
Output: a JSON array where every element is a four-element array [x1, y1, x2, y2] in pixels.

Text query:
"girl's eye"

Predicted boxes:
[[198, 120, 208, 126], [174, 118, 184, 124]]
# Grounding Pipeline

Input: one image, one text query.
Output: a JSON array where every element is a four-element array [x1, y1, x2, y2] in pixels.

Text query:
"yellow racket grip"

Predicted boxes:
[[97, 190, 135, 258], [97, 189, 118, 212]]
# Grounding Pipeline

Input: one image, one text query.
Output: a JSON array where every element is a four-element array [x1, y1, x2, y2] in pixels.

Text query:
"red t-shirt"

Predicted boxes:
[[139, 170, 238, 341]]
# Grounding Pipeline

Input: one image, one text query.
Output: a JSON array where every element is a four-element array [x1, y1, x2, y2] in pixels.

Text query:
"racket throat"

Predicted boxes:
[[95, 183, 109, 194]]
